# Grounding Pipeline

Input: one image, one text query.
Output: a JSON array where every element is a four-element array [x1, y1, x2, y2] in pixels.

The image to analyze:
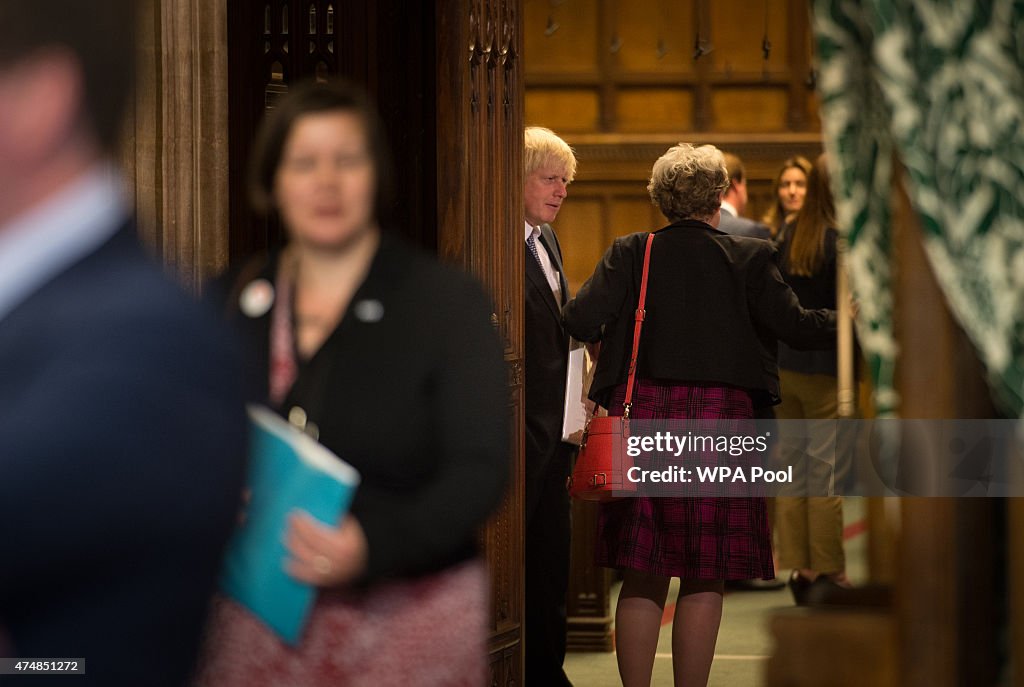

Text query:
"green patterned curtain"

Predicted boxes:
[[811, 0, 1024, 418]]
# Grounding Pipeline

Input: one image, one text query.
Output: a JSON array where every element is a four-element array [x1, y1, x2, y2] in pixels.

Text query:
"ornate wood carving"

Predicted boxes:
[[567, 500, 613, 651], [439, 1, 525, 683]]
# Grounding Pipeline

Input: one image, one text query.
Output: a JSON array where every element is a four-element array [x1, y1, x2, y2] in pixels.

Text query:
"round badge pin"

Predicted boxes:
[[353, 299, 385, 323], [239, 279, 275, 318]]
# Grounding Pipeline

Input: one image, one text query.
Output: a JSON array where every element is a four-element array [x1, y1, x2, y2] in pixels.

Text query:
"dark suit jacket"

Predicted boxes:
[[523, 224, 571, 523], [718, 207, 772, 240], [218, 232, 508, 581], [0, 226, 248, 687], [562, 220, 836, 408]]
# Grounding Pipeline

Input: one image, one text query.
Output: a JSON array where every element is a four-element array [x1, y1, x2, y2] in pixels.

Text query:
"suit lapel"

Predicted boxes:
[[525, 243, 563, 322], [538, 224, 569, 304]]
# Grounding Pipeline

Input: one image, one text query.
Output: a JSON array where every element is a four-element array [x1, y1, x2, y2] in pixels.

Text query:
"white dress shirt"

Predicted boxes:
[[720, 199, 738, 218], [525, 221, 562, 303]]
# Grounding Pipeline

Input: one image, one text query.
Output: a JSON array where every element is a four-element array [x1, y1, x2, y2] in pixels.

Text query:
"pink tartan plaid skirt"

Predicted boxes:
[[595, 379, 775, 580]]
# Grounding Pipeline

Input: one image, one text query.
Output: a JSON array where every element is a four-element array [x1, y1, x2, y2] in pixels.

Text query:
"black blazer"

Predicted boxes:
[[0, 226, 248, 687], [562, 220, 837, 408], [523, 223, 572, 521], [718, 208, 772, 240], [777, 226, 839, 376], [219, 232, 508, 581]]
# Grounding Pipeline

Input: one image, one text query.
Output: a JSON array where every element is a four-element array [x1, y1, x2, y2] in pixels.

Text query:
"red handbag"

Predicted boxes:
[[568, 233, 655, 501]]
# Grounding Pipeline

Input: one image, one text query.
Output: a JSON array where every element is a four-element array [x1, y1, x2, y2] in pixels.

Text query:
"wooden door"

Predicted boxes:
[[437, 1, 525, 683]]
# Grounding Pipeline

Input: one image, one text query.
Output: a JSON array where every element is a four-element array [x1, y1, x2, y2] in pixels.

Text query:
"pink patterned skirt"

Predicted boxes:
[[595, 379, 774, 580], [194, 558, 489, 687]]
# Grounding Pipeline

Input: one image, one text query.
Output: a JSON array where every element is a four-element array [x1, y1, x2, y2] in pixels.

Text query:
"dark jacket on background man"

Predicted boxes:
[[718, 207, 772, 240], [523, 221, 575, 687], [523, 223, 572, 521]]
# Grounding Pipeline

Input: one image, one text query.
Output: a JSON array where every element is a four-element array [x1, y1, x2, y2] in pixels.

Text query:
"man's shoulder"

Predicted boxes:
[[5, 226, 233, 368], [717, 213, 772, 240], [55, 228, 206, 323]]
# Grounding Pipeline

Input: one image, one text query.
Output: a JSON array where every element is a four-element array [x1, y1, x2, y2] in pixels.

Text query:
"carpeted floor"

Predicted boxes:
[[564, 499, 868, 686]]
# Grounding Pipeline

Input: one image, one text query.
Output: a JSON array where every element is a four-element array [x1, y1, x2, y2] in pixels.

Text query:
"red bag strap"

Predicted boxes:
[[622, 232, 655, 418]]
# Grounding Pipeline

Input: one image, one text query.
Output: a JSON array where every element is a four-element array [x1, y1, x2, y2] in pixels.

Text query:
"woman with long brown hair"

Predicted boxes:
[[762, 155, 813, 238], [773, 152, 851, 603]]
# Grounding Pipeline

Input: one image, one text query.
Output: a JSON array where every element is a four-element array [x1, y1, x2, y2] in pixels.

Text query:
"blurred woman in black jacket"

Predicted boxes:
[[196, 79, 508, 687]]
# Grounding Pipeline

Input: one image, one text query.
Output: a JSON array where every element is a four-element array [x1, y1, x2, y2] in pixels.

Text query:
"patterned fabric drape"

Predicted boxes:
[[811, 0, 1024, 417]]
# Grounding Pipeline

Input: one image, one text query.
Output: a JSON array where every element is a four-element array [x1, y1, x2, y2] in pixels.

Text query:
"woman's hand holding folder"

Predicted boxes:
[[285, 511, 369, 587]]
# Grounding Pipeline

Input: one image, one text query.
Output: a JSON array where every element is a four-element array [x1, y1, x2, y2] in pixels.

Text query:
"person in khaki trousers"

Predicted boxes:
[[773, 153, 851, 603]]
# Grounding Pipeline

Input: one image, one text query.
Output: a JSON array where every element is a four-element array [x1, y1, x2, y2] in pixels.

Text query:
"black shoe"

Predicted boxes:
[[804, 578, 893, 608], [725, 577, 786, 591], [787, 570, 814, 605]]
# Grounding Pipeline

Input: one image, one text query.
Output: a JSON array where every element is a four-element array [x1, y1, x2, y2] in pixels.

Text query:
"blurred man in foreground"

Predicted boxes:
[[0, 3, 247, 685]]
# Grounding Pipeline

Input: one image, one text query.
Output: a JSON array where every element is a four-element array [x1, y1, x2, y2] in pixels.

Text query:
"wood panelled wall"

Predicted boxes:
[[523, 0, 817, 133], [522, 0, 822, 292]]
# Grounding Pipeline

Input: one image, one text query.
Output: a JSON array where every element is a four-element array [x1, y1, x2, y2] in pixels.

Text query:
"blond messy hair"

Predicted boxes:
[[524, 126, 577, 182], [647, 143, 729, 222]]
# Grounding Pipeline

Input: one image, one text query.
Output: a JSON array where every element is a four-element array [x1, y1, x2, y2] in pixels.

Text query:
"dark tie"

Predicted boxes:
[[526, 232, 545, 271]]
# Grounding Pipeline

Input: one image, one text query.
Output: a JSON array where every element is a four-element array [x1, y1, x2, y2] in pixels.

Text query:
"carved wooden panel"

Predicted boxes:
[[525, 88, 601, 132], [611, 0, 695, 73], [566, 500, 613, 651], [524, 0, 816, 134], [553, 197, 604, 295], [438, 1, 525, 683], [616, 88, 694, 132], [708, 0, 790, 75], [523, 0, 600, 73], [607, 196, 665, 239], [711, 88, 789, 131]]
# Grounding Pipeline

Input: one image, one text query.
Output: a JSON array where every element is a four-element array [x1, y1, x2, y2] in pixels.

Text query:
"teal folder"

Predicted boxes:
[[221, 405, 360, 644]]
